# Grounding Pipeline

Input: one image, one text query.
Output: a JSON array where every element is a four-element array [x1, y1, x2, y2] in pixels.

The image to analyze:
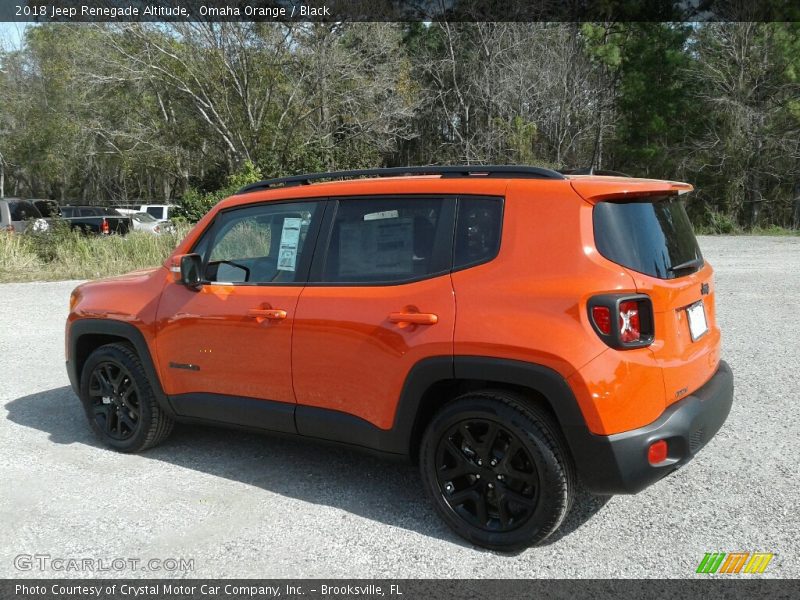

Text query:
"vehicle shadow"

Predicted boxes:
[[5, 386, 611, 552]]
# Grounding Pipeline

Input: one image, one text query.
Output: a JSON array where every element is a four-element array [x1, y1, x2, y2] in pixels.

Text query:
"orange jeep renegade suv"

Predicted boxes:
[[66, 166, 733, 550]]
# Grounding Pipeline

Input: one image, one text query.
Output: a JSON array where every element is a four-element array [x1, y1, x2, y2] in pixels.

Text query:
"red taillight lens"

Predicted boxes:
[[591, 306, 612, 335], [618, 300, 640, 343], [101, 218, 110, 235], [648, 440, 668, 465]]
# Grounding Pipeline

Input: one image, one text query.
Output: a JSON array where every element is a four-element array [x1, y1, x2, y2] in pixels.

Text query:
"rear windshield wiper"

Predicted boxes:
[[667, 257, 704, 273]]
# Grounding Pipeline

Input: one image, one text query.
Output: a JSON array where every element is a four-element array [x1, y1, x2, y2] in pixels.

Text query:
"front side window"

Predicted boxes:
[[321, 197, 447, 284], [200, 201, 319, 284]]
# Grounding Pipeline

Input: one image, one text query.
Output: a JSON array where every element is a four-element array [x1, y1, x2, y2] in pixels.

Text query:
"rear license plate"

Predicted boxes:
[[687, 301, 708, 341]]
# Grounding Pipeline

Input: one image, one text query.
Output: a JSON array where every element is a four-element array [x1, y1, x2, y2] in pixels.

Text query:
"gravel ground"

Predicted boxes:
[[0, 235, 798, 579]]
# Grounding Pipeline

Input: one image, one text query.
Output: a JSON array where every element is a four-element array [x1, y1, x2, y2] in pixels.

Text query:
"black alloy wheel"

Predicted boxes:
[[79, 343, 174, 452], [435, 418, 541, 532], [87, 361, 140, 440], [419, 390, 574, 551]]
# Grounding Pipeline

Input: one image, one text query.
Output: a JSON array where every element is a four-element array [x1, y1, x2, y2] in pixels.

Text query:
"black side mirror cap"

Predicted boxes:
[[179, 253, 203, 289]]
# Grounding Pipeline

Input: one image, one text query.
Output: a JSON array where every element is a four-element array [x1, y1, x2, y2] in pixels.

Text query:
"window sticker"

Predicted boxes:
[[364, 210, 399, 221], [277, 217, 302, 271], [339, 217, 413, 277]]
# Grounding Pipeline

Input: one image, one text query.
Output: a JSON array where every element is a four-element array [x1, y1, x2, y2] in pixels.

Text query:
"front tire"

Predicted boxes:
[[79, 343, 173, 452], [419, 390, 574, 551]]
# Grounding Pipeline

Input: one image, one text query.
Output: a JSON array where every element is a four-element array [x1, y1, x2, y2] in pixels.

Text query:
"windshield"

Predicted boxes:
[[133, 212, 156, 222], [593, 197, 703, 279]]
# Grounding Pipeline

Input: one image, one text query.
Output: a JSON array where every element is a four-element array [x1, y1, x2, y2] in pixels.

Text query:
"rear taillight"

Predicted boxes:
[[591, 306, 612, 335], [618, 300, 641, 343], [4, 225, 14, 233], [101, 218, 110, 235], [588, 294, 654, 349]]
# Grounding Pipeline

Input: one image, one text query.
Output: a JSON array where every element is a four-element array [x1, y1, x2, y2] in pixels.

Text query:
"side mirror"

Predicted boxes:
[[179, 254, 203, 289]]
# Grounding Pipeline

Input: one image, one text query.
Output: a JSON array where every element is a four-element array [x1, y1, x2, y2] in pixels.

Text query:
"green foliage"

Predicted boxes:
[[177, 161, 263, 223], [1, 22, 799, 230], [695, 210, 741, 235]]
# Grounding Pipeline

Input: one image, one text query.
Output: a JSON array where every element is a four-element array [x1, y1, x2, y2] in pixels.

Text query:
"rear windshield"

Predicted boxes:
[[593, 197, 703, 279], [9, 200, 42, 221]]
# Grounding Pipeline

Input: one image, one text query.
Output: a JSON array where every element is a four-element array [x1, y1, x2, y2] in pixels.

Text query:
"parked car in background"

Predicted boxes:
[[0, 198, 49, 232], [59, 205, 132, 235], [139, 204, 177, 222], [128, 211, 173, 235], [32, 199, 61, 218]]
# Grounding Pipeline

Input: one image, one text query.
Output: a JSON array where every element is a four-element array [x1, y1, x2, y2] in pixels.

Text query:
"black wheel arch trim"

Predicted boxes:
[[66, 318, 176, 418]]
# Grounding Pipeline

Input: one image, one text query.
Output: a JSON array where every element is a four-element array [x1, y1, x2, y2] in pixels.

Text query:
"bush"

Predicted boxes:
[[177, 160, 263, 222], [695, 210, 741, 235]]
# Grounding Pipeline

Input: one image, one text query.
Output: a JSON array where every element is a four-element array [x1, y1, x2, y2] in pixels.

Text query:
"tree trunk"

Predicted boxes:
[[792, 182, 800, 230]]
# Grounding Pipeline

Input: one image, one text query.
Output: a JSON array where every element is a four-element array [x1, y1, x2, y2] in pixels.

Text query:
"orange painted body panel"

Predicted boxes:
[[627, 262, 721, 407], [66, 266, 169, 364], [291, 276, 455, 429], [154, 279, 301, 403], [569, 176, 693, 203], [67, 172, 724, 440]]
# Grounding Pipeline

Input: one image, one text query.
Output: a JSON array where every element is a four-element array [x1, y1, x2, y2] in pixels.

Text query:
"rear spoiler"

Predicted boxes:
[[568, 176, 693, 204]]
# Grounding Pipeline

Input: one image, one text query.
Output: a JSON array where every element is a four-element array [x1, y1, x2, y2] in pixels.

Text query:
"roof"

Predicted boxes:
[[229, 165, 693, 207]]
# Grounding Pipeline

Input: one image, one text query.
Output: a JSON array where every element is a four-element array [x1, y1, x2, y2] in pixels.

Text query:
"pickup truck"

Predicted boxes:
[[59, 206, 132, 235], [139, 204, 177, 222]]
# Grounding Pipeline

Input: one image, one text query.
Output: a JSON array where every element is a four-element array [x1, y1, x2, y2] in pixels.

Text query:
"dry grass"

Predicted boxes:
[[0, 223, 192, 283]]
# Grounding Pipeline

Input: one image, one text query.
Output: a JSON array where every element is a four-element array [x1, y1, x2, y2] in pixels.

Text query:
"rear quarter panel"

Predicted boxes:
[[451, 180, 659, 433]]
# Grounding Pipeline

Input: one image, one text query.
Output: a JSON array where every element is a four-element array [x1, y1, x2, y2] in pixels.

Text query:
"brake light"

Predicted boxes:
[[619, 300, 641, 343], [4, 225, 14, 233], [101, 218, 110, 235], [588, 294, 654, 349], [154, 225, 161, 233], [591, 306, 611, 335]]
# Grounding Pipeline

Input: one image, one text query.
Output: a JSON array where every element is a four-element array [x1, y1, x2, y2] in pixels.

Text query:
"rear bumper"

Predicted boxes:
[[570, 360, 733, 494]]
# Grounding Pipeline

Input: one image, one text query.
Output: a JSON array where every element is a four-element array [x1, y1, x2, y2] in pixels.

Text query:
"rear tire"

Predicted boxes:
[[79, 343, 173, 452], [419, 389, 574, 551]]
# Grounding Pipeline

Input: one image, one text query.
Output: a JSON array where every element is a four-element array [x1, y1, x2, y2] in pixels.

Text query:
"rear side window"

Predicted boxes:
[[146, 207, 164, 220], [321, 197, 447, 284], [9, 201, 42, 221], [454, 197, 503, 269], [593, 198, 703, 279]]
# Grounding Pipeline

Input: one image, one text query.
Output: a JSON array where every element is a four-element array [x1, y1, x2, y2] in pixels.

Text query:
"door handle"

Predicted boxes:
[[388, 312, 438, 325], [247, 308, 287, 320]]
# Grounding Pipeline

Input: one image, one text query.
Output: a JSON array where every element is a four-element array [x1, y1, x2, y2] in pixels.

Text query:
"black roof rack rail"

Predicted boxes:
[[235, 165, 565, 195], [559, 167, 632, 177]]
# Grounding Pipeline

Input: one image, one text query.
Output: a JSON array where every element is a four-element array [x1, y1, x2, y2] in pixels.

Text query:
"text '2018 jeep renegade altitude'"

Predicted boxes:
[[66, 166, 733, 551]]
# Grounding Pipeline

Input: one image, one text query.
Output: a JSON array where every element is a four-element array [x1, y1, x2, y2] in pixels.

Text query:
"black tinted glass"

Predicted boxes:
[[323, 198, 445, 283], [593, 198, 702, 279], [454, 197, 503, 269], [9, 201, 42, 221]]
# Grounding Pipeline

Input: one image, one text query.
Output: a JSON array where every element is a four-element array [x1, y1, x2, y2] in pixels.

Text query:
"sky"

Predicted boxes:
[[0, 22, 29, 50]]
